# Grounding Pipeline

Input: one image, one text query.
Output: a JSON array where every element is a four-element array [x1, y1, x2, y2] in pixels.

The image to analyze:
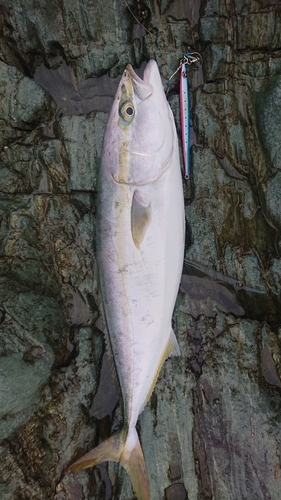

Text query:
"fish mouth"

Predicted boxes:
[[126, 59, 156, 84], [125, 63, 153, 100]]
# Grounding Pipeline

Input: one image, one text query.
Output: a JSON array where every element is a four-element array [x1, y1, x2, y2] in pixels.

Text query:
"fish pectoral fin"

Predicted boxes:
[[131, 190, 151, 248], [66, 428, 150, 500], [165, 328, 181, 358]]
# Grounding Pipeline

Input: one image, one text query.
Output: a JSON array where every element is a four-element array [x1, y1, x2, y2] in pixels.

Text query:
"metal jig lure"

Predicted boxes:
[[167, 52, 202, 179]]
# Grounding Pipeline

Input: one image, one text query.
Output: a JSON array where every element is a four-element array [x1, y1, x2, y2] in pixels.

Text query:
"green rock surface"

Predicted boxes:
[[0, 0, 280, 499]]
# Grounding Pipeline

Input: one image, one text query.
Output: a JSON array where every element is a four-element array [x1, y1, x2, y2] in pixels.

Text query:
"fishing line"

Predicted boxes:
[[122, 0, 202, 64], [123, 0, 186, 58]]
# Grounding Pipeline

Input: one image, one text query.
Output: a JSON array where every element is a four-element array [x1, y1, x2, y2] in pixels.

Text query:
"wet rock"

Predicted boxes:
[[165, 482, 188, 500], [0, 0, 281, 499], [23, 345, 45, 363], [34, 61, 121, 115]]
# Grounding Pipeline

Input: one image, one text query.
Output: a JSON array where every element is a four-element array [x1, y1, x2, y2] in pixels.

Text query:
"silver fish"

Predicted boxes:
[[67, 60, 185, 500]]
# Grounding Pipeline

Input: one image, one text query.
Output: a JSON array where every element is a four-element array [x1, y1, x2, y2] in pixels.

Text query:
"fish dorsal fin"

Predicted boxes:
[[93, 261, 121, 394], [141, 329, 181, 410], [93, 258, 100, 305], [131, 191, 151, 248], [99, 298, 120, 392]]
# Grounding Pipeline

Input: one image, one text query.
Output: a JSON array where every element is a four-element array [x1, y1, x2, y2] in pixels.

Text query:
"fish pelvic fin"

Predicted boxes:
[[66, 428, 150, 500]]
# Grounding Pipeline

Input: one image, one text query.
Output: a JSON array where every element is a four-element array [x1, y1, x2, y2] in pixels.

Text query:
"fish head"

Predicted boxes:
[[103, 60, 176, 186]]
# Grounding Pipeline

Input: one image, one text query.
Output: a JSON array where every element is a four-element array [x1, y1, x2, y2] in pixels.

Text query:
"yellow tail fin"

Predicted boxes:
[[66, 428, 150, 500]]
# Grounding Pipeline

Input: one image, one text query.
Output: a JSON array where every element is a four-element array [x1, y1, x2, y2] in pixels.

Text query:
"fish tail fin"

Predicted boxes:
[[66, 428, 150, 500], [65, 433, 122, 473], [120, 428, 150, 500]]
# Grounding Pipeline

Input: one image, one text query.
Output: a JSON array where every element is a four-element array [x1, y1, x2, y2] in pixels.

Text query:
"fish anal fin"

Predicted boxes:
[[142, 329, 181, 410], [66, 429, 150, 500], [131, 191, 151, 248], [165, 328, 181, 358]]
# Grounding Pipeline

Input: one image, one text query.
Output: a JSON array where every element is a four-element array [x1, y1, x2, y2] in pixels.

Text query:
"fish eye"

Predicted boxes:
[[119, 101, 135, 122]]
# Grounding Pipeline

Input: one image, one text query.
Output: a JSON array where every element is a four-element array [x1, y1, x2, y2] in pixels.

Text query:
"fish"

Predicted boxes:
[[66, 60, 185, 500]]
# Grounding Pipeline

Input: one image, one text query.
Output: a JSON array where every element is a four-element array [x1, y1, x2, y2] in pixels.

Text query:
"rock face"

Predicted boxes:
[[0, 1, 281, 499]]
